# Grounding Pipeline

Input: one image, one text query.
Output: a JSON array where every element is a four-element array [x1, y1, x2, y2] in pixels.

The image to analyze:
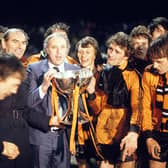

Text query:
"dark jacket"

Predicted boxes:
[[0, 83, 33, 168]]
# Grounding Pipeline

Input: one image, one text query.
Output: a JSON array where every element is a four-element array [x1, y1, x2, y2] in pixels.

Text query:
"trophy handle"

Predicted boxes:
[[60, 94, 73, 125]]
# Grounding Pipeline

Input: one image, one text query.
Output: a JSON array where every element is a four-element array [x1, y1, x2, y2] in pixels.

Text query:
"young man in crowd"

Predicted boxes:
[[148, 17, 168, 40], [129, 25, 152, 76], [142, 33, 168, 168], [86, 32, 140, 168]]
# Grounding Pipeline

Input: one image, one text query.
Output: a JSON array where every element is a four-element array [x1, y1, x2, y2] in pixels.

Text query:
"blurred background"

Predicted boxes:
[[0, 0, 167, 57]]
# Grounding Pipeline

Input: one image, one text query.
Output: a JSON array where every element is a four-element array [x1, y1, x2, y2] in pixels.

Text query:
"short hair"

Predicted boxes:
[[0, 25, 8, 50], [147, 32, 168, 60], [0, 25, 8, 38], [106, 32, 131, 57], [0, 54, 26, 80], [44, 22, 70, 38], [148, 17, 168, 34], [0, 25, 8, 33], [43, 32, 71, 52], [3, 28, 29, 45], [129, 25, 152, 43], [75, 36, 99, 55]]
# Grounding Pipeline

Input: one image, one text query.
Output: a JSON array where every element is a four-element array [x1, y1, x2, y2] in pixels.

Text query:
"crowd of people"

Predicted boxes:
[[0, 16, 168, 168]]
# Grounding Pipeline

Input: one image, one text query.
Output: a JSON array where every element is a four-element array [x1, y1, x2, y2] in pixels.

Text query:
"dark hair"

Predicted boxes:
[[44, 22, 70, 38], [147, 32, 168, 60], [0, 25, 8, 34], [3, 28, 29, 45], [0, 54, 26, 80], [148, 17, 168, 34], [75, 36, 99, 55], [129, 25, 152, 44], [0, 25, 8, 50], [75, 36, 99, 65], [106, 32, 131, 57]]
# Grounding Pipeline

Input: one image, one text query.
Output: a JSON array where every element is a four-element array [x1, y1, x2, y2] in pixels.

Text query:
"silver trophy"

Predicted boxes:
[[53, 68, 93, 125]]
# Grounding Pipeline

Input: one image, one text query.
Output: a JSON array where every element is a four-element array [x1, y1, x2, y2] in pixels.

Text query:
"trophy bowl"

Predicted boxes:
[[53, 68, 93, 95], [53, 70, 76, 95], [53, 68, 93, 125]]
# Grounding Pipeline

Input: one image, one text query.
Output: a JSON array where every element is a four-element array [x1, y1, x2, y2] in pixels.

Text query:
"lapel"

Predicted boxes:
[[41, 59, 49, 73], [38, 60, 49, 85], [39, 60, 52, 115]]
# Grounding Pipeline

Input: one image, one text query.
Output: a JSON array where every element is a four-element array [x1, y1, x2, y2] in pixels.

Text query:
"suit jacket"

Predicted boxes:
[[0, 82, 29, 142], [25, 59, 80, 145], [0, 83, 33, 167]]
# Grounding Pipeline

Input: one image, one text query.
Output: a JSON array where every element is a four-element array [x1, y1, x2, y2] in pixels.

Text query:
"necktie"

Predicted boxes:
[[53, 67, 59, 72]]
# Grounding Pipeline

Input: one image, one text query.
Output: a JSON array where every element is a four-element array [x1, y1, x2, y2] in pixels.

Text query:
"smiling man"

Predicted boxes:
[[26, 32, 80, 168], [1, 28, 28, 60], [0, 28, 33, 168], [87, 32, 140, 168]]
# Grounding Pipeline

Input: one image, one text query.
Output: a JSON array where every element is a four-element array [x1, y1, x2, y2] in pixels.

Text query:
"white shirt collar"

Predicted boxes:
[[48, 61, 65, 72]]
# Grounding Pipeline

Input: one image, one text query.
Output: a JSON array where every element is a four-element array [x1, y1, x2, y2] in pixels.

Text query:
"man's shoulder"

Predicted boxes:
[[64, 62, 80, 70], [27, 53, 41, 65], [66, 56, 78, 65], [28, 59, 48, 71], [144, 64, 158, 75]]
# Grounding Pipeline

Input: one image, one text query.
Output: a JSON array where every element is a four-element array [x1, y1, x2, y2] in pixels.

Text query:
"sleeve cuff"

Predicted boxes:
[[143, 130, 153, 139], [39, 85, 46, 99], [87, 93, 96, 100], [129, 124, 140, 133]]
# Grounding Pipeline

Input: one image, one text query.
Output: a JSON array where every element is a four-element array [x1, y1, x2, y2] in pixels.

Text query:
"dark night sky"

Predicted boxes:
[[0, 0, 166, 54], [0, 0, 167, 26]]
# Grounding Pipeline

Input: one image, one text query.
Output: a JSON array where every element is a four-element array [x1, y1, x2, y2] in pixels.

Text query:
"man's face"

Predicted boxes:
[[107, 43, 127, 66], [46, 36, 68, 66], [152, 25, 167, 40], [3, 31, 27, 59], [0, 73, 22, 100], [132, 36, 149, 60], [77, 44, 96, 69], [153, 57, 168, 74]]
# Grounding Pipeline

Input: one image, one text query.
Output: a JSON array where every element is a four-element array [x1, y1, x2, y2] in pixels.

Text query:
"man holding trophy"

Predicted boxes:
[[25, 32, 81, 168]]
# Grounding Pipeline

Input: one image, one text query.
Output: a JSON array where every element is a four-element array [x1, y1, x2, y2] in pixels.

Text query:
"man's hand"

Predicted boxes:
[[41, 69, 56, 94], [146, 138, 160, 160], [1, 141, 20, 160], [86, 76, 96, 94], [120, 132, 138, 161], [49, 116, 60, 126]]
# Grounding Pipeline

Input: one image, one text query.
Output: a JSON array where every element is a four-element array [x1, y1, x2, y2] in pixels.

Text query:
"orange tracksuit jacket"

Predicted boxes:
[[88, 60, 141, 144], [141, 67, 161, 137]]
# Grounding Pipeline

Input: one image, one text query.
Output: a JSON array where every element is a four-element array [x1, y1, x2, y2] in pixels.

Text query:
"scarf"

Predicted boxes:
[[156, 73, 168, 117]]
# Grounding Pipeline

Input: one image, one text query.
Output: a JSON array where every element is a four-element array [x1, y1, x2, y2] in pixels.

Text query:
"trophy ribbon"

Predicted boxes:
[[69, 79, 80, 154]]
